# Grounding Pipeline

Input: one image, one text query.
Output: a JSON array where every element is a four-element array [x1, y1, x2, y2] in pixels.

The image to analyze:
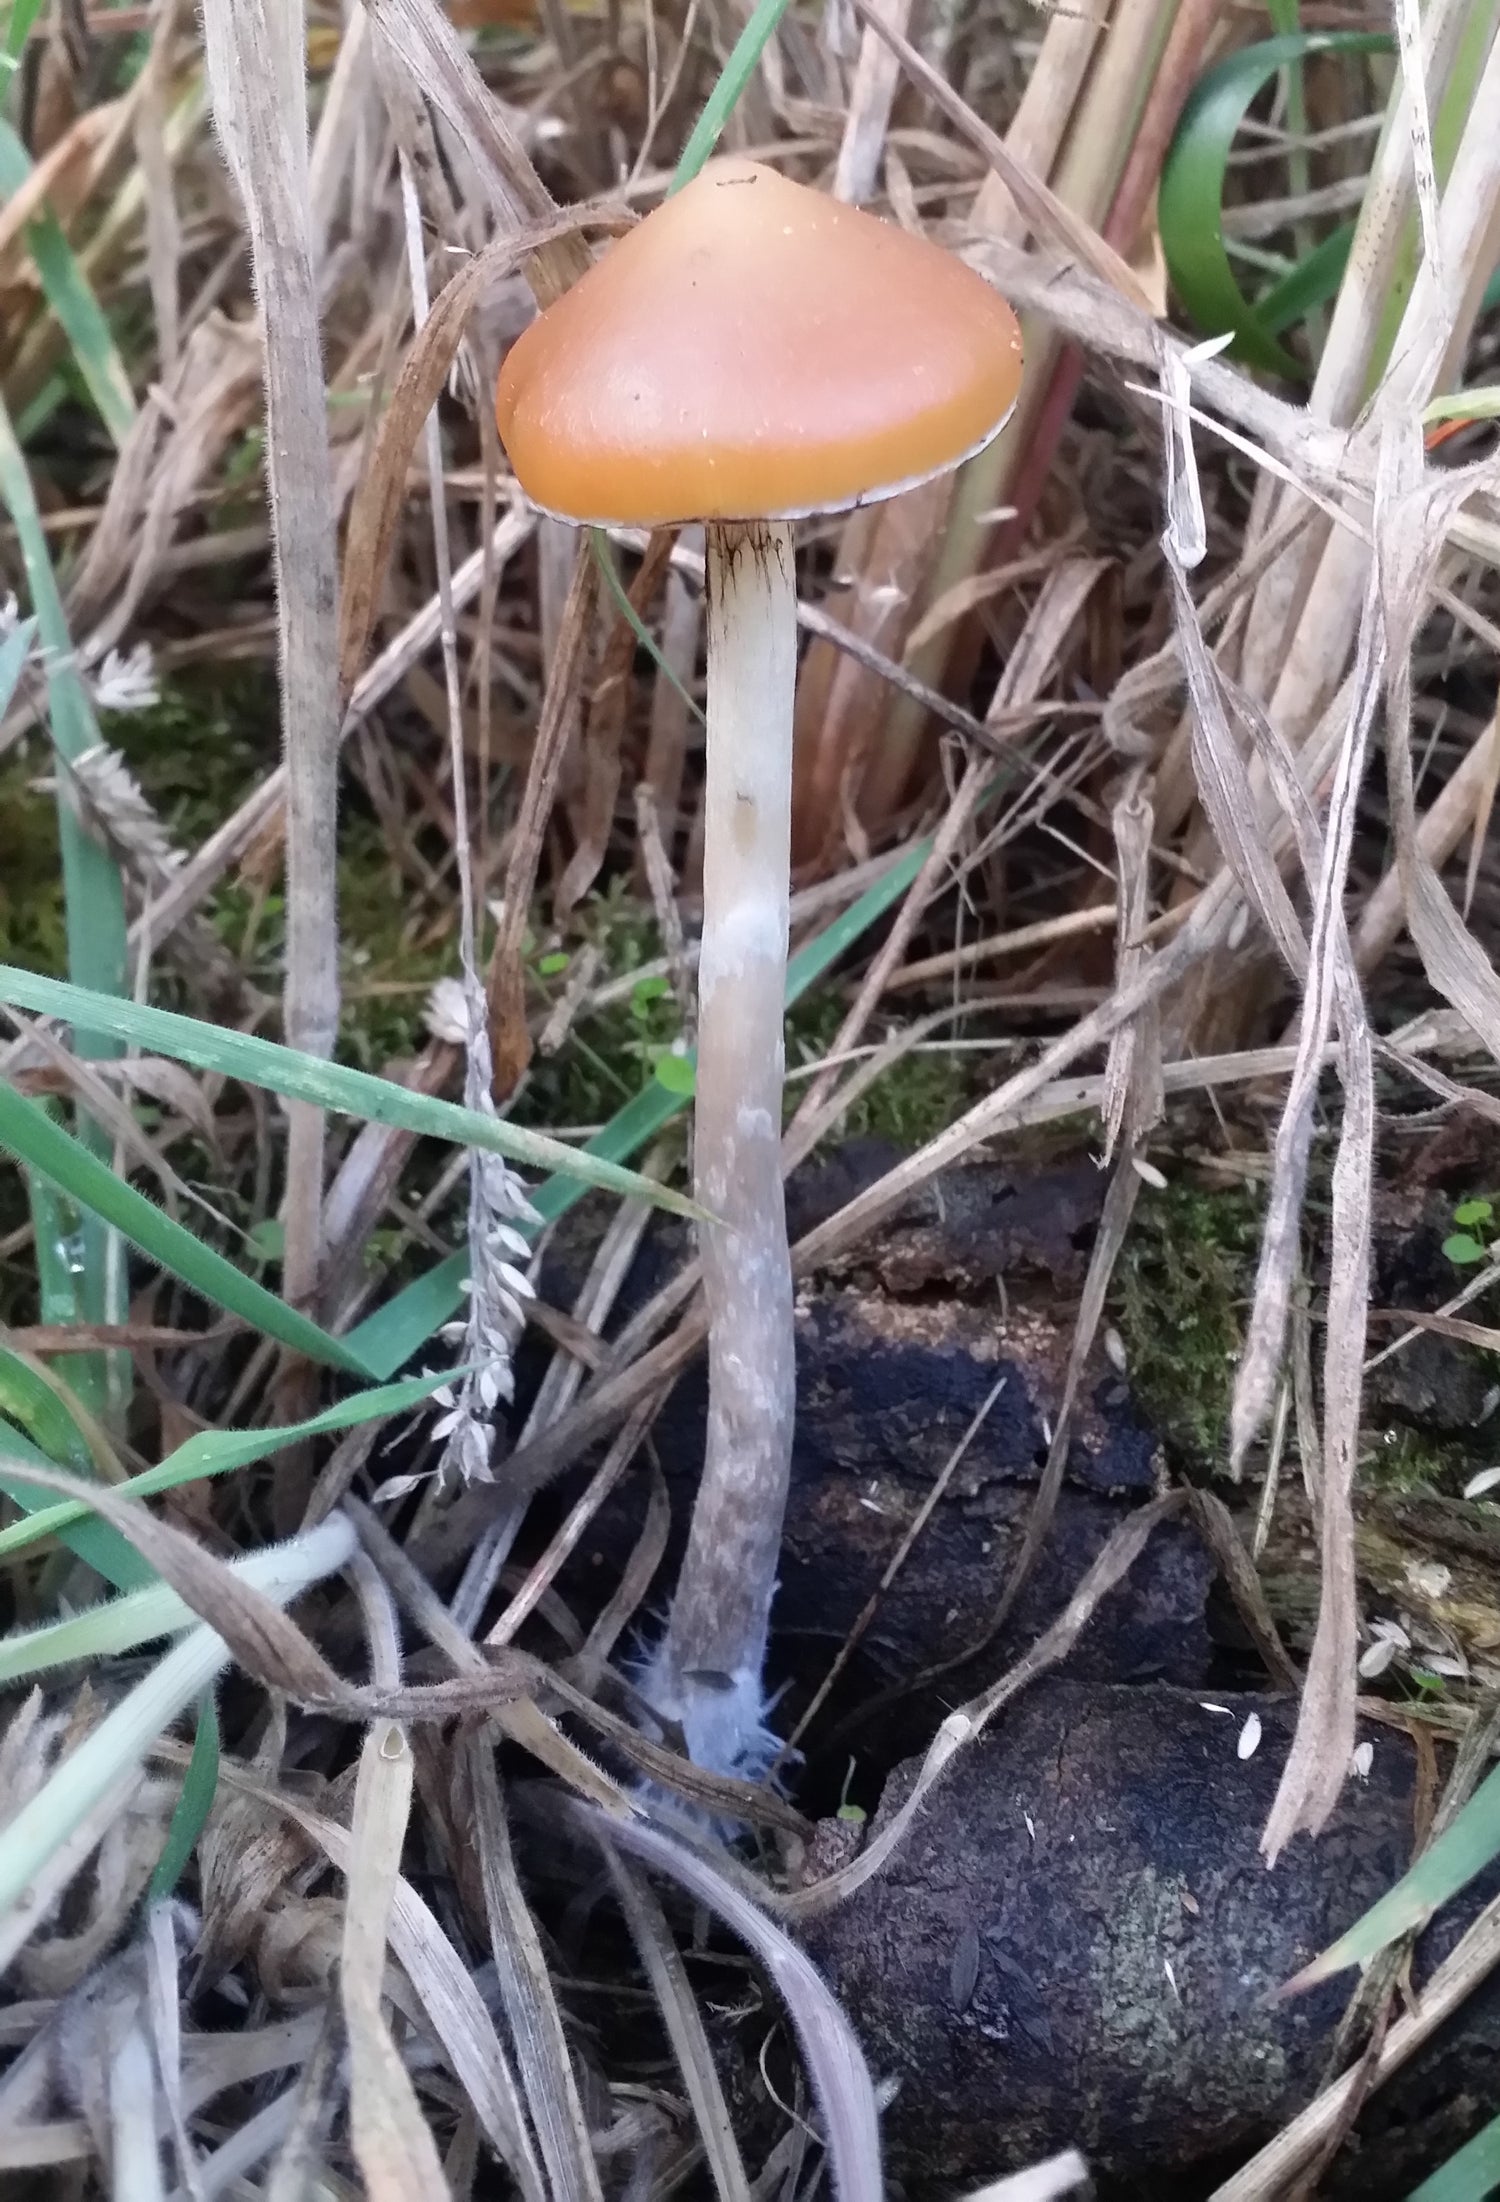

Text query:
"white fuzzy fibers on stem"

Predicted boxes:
[[643, 520, 798, 1777]]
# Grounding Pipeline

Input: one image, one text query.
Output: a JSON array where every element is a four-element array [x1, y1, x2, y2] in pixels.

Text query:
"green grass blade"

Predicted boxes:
[[1159, 32, 1391, 378], [589, 531, 704, 725], [0, 1368, 451, 1568], [0, 1416, 154, 1591], [0, 1078, 374, 1374], [0, 119, 135, 446], [1425, 381, 1500, 427], [0, 384, 131, 1414], [0, 1343, 96, 1474], [1256, 222, 1356, 338], [0, 1515, 357, 1928], [0, 406, 128, 1053], [0, 964, 705, 1219], [1287, 1759, 1500, 1991], [148, 1691, 220, 1901], [1366, 0, 1500, 399], [1, 0, 46, 73], [346, 837, 934, 1377], [1406, 2111, 1500, 2201], [669, 0, 796, 192], [0, 1569, 203, 1679]]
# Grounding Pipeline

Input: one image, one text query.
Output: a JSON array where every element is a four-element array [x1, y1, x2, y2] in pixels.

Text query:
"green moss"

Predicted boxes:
[[0, 754, 66, 974], [519, 879, 684, 1129], [1361, 1425, 1469, 1495], [785, 996, 975, 1146], [102, 666, 274, 842], [1113, 1178, 1263, 1473]]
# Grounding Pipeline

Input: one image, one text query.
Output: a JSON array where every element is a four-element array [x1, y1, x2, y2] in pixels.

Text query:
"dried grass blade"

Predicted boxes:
[[832, 0, 909, 204], [0, 1518, 357, 1943], [0, 1461, 354, 1704], [1227, 594, 1383, 1479], [959, 2156, 1092, 2202], [845, 0, 1152, 308], [346, 1498, 633, 1811], [486, 545, 598, 1097], [468, 1740, 605, 2202], [132, 0, 181, 377], [1392, 0, 1447, 296], [342, 1721, 449, 2199], [199, 0, 342, 1315], [213, 1760, 546, 2198], [1167, 551, 1307, 984], [1260, 1008, 1374, 1861], [1101, 767, 1162, 1159], [262, 2003, 341, 2202], [574, 1808, 883, 2202], [790, 555, 1107, 1139], [603, 1849, 753, 2202], [1380, 451, 1500, 1056], [336, 209, 626, 703], [1250, 500, 1387, 1856], [361, 0, 590, 301]]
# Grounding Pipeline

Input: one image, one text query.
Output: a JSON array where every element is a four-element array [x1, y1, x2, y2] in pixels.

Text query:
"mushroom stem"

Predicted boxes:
[[646, 518, 798, 1777]]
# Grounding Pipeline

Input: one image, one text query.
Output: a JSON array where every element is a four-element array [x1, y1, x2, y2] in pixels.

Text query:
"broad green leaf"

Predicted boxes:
[[0, 1079, 372, 1374], [654, 1052, 696, 1098], [1159, 33, 1391, 378], [1442, 1233, 1487, 1266], [0, 964, 704, 1219], [0, 1368, 452, 1567], [1287, 1758, 1500, 1991]]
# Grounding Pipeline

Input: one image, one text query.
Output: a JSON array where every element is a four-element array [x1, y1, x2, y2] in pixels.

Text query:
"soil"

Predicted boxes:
[[804, 1681, 1500, 2200], [512, 1140, 1500, 2193], [544, 1142, 1216, 1795]]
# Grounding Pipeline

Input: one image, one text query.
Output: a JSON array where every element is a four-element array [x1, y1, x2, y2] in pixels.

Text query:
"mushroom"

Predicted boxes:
[[495, 158, 1022, 1778]]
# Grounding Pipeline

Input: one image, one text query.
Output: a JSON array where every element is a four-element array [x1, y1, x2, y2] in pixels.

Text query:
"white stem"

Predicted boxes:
[[646, 520, 797, 1777]]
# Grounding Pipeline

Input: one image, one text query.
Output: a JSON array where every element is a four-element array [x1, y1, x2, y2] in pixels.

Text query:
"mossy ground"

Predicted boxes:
[[0, 673, 987, 1325], [1112, 1176, 1264, 1474]]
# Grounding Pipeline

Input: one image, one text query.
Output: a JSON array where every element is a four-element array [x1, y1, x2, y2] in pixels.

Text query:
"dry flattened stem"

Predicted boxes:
[[495, 159, 1020, 1776], [199, 0, 342, 1332]]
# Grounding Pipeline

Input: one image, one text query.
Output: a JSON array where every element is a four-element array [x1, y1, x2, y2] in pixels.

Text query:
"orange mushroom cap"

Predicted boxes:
[[494, 159, 1023, 526]]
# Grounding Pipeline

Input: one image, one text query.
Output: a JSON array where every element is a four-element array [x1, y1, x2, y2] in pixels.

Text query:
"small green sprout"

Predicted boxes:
[[1443, 1196, 1495, 1269]]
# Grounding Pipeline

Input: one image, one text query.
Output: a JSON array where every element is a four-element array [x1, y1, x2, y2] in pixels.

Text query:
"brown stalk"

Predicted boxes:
[[485, 544, 599, 1098], [790, 0, 1107, 869], [870, 0, 1176, 807], [974, 0, 1221, 583], [199, 0, 344, 1364]]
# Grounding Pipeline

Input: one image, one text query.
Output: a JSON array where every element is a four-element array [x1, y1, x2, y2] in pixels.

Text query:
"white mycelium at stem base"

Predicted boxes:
[[641, 520, 798, 1776]]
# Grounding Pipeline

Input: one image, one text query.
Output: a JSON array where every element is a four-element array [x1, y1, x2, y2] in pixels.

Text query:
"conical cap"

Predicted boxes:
[[495, 159, 1023, 525]]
